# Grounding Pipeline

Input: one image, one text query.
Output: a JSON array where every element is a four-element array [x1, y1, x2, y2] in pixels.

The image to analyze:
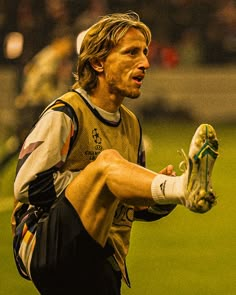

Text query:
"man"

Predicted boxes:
[[0, 31, 75, 170], [12, 12, 219, 295]]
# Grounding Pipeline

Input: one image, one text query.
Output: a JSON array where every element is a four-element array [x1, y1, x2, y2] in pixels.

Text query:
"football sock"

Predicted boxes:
[[151, 174, 186, 206]]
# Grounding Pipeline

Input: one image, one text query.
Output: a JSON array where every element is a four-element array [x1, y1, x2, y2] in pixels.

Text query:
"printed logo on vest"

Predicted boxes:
[[114, 203, 134, 227], [84, 128, 103, 160], [92, 128, 102, 144]]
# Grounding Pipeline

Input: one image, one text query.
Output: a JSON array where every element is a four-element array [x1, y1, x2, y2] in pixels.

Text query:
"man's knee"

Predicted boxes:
[[97, 149, 122, 162], [95, 149, 125, 175]]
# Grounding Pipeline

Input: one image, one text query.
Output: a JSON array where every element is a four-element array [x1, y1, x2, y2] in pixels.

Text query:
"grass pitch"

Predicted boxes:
[[1, 120, 235, 295]]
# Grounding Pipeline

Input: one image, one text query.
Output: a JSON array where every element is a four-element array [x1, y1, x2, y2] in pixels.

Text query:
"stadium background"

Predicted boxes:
[[0, 1, 236, 294]]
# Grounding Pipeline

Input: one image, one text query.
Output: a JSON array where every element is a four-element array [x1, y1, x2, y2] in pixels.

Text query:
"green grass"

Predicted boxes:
[[1, 121, 235, 294]]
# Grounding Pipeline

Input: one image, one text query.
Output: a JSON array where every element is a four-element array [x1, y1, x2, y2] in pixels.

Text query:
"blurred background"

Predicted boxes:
[[1, 0, 236, 147], [1, 0, 236, 162], [0, 1, 236, 294]]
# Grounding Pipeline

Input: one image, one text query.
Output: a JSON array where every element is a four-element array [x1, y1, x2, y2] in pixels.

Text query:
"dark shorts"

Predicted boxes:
[[29, 195, 122, 295]]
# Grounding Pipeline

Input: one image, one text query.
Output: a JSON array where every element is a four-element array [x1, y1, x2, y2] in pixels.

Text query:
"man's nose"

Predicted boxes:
[[140, 54, 150, 70]]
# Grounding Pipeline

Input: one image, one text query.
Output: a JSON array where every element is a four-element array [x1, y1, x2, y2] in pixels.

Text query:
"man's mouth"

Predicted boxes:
[[133, 75, 144, 85]]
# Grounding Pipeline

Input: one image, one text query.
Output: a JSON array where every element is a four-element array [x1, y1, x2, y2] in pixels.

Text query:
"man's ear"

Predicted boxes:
[[90, 59, 104, 72]]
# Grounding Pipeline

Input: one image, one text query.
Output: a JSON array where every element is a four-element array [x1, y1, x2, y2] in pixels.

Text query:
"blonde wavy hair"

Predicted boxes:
[[74, 12, 152, 94]]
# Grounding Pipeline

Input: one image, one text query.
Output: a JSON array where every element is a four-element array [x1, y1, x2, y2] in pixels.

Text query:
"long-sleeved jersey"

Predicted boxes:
[[12, 88, 176, 285]]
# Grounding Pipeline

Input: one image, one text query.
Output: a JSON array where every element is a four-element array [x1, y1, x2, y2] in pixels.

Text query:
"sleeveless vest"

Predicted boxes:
[[60, 91, 142, 285]]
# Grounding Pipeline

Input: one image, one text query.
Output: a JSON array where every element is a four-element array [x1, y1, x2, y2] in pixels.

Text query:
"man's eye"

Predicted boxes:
[[129, 49, 138, 55], [144, 48, 149, 56]]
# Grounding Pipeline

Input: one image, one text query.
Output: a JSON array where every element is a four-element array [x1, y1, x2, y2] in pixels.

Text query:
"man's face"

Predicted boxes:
[[102, 28, 150, 100]]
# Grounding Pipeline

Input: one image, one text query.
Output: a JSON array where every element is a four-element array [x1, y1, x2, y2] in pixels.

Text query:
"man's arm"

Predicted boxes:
[[14, 101, 78, 208]]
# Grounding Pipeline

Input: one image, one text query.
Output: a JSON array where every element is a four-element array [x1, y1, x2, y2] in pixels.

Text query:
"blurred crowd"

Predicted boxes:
[[1, 0, 236, 110], [1, 0, 236, 72], [1, 0, 236, 101], [0, 0, 236, 168]]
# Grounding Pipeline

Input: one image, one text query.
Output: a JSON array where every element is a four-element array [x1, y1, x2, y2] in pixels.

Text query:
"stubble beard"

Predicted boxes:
[[108, 80, 141, 100]]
